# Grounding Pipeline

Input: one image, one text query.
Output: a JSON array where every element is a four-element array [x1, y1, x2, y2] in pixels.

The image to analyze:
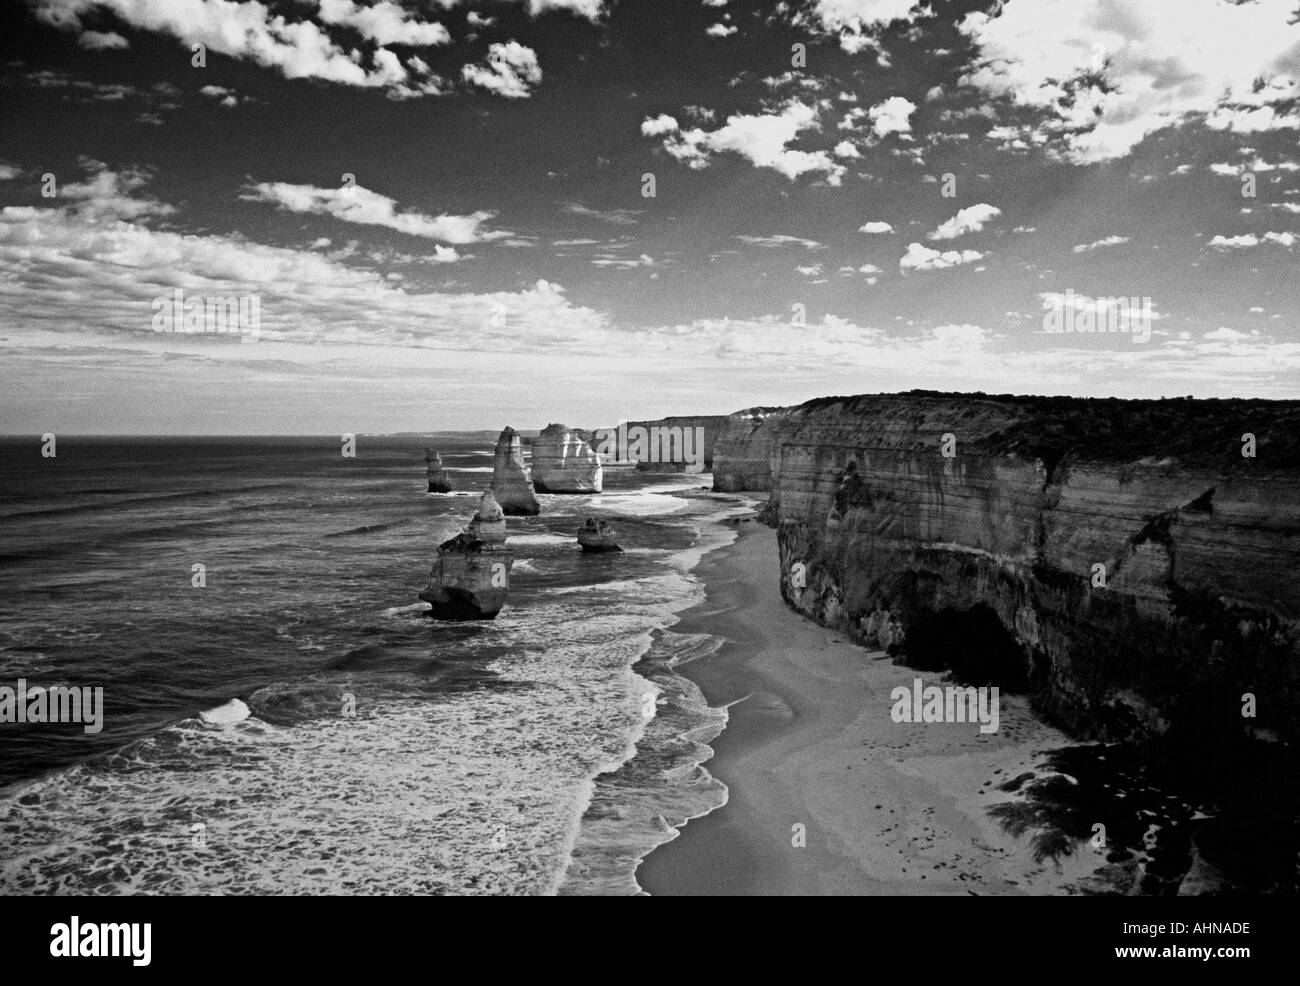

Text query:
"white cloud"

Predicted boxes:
[[832, 140, 860, 159], [315, 0, 450, 46], [0, 164, 22, 181], [78, 29, 128, 50], [640, 114, 679, 137], [957, 0, 1300, 163], [198, 84, 241, 108], [1207, 232, 1296, 249], [858, 221, 893, 233], [657, 100, 846, 184], [705, 23, 736, 38], [867, 96, 916, 137], [562, 202, 642, 226], [241, 181, 507, 244], [802, 0, 929, 53], [462, 41, 542, 99], [927, 203, 1000, 241], [899, 242, 982, 271], [795, 263, 824, 276], [32, 0, 449, 96], [55, 159, 175, 221], [526, 0, 605, 19], [1072, 235, 1129, 253], [592, 253, 653, 269], [0, 200, 610, 354], [1205, 327, 1250, 341], [735, 234, 824, 249]]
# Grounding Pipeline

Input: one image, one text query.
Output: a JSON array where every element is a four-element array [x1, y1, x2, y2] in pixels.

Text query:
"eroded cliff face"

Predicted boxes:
[[717, 393, 1300, 754]]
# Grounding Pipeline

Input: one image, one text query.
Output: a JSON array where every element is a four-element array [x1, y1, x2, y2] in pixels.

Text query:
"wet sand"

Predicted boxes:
[[638, 517, 1101, 895]]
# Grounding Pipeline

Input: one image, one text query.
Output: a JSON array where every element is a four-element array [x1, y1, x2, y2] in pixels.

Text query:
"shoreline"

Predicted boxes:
[[637, 515, 1103, 896]]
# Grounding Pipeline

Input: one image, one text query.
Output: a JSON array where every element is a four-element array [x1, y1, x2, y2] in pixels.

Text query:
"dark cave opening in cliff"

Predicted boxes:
[[903, 605, 1029, 691]]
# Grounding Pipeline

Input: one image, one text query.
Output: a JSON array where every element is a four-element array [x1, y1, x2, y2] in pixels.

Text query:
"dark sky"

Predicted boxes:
[[1, 0, 1298, 432]]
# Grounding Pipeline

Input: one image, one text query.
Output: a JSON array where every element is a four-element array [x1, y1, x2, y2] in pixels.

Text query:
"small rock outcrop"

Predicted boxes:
[[419, 491, 513, 620], [490, 426, 540, 515], [532, 423, 603, 493], [577, 518, 622, 553], [425, 449, 452, 493]]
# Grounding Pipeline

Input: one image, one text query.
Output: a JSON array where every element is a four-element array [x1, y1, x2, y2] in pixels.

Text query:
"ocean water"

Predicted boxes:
[[0, 436, 741, 895]]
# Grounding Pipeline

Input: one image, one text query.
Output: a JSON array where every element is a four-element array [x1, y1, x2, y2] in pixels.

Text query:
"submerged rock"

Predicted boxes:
[[419, 491, 513, 620], [490, 426, 540, 515], [577, 518, 622, 553], [532, 423, 603, 493], [425, 448, 452, 493]]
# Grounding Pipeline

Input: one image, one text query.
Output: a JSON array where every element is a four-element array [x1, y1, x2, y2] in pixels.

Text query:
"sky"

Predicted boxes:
[[1, 0, 1298, 433]]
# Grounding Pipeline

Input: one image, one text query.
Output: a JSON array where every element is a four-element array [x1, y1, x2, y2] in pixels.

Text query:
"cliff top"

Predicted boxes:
[[780, 391, 1300, 469]]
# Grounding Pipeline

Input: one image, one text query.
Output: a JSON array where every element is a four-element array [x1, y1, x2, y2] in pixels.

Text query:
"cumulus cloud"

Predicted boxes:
[[526, 0, 605, 19], [858, 220, 893, 233], [1208, 232, 1296, 249], [640, 114, 679, 137], [316, 0, 450, 46], [899, 242, 982, 271], [54, 158, 175, 221], [800, 0, 929, 54], [462, 41, 543, 99], [927, 203, 1000, 240], [867, 96, 916, 137], [705, 23, 736, 38], [31, 0, 450, 97], [654, 100, 846, 184], [240, 181, 508, 244], [957, 0, 1300, 163]]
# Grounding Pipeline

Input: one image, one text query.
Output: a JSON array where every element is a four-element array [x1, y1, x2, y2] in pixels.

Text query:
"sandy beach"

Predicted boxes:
[[638, 516, 1103, 896]]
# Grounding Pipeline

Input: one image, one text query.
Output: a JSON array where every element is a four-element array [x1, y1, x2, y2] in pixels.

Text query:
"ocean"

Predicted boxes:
[[0, 436, 741, 895]]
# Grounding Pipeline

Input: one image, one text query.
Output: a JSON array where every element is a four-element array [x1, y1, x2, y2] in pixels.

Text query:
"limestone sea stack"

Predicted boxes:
[[532, 423, 603, 493], [577, 518, 622, 553], [425, 449, 452, 493], [490, 426, 540, 515], [419, 491, 513, 620]]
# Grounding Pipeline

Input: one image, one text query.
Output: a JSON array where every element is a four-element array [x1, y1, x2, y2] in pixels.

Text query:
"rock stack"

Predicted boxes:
[[425, 449, 452, 493], [419, 491, 513, 620], [577, 518, 622, 553], [490, 426, 540, 515], [532, 423, 603, 493]]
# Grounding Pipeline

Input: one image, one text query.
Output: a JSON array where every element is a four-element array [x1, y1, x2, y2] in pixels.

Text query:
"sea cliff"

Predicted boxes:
[[712, 392, 1300, 758]]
